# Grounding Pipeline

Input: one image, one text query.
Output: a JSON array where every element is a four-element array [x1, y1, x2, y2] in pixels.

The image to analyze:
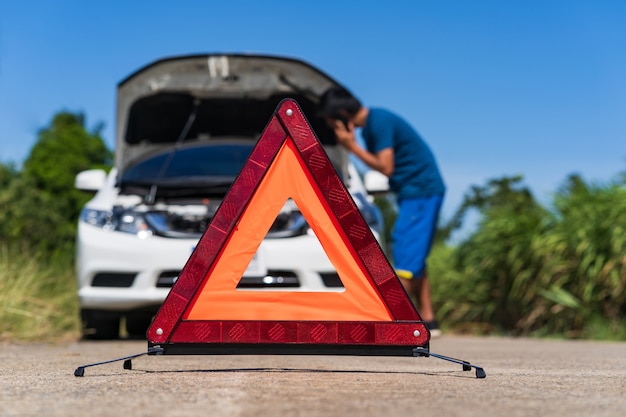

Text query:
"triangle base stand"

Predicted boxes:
[[73, 343, 486, 378], [413, 346, 487, 378], [73, 346, 164, 377]]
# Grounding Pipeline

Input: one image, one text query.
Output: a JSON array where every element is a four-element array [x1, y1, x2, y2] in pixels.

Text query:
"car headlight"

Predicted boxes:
[[80, 207, 152, 238]]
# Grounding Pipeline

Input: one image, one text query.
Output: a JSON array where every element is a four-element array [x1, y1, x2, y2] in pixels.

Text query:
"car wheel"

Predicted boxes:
[[81, 309, 121, 340], [125, 312, 153, 339]]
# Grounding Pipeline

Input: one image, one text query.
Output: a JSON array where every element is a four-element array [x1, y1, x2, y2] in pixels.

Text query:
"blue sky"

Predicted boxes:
[[1, 1, 625, 227]]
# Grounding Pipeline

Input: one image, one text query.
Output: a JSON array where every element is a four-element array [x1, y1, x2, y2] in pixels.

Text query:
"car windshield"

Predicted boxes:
[[121, 143, 254, 184]]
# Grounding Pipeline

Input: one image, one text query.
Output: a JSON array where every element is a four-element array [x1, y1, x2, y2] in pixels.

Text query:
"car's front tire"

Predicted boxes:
[[124, 311, 154, 339], [81, 309, 121, 340]]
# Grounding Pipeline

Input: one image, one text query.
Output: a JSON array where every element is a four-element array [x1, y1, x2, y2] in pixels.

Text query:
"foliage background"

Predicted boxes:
[[0, 110, 625, 341], [429, 175, 626, 340], [0, 112, 111, 341]]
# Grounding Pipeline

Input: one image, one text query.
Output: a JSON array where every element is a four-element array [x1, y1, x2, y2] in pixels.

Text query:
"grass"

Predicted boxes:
[[0, 245, 81, 342]]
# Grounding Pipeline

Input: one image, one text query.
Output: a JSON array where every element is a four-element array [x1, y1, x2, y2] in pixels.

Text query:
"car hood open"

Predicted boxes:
[[116, 54, 346, 177]]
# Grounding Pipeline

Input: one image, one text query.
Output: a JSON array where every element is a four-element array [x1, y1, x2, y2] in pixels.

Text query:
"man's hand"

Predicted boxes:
[[329, 119, 394, 177], [332, 120, 357, 151]]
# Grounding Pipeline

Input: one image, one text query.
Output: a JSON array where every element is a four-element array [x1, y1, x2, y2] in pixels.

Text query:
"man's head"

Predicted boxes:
[[318, 86, 362, 124]]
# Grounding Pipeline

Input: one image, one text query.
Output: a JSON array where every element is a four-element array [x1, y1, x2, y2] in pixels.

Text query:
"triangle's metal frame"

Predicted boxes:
[[74, 344, 486, 378]]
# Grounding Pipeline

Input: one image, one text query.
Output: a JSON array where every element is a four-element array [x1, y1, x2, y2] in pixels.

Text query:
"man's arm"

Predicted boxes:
[[332, 120, 394, 176]]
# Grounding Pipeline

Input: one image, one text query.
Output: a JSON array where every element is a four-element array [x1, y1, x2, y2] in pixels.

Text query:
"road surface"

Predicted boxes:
[[1, 335, 625, 417]]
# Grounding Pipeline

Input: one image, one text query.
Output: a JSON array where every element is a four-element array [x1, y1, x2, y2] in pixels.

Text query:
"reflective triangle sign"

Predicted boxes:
[[147, 99, 430, 354]]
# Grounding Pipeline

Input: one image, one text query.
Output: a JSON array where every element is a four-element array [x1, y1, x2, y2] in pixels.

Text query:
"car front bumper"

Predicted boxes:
[[76, 223, 343, 312]]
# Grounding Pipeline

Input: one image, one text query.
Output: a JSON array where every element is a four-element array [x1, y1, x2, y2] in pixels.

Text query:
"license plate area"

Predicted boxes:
[[242, 247, 267, 277]]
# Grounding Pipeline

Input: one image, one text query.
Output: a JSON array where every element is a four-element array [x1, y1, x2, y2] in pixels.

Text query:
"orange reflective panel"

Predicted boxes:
[[185, 139, 393, 321]]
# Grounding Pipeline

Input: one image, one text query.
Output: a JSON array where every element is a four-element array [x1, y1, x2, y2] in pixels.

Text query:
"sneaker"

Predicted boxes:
[[425, 320, 442, 338]]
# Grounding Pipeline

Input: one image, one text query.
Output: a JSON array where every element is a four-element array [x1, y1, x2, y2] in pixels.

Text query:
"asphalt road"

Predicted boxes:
[[1, 335, 625, 417]]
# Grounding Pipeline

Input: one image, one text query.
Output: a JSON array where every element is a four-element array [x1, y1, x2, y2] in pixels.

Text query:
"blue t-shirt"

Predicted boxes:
[[361, 108, 445, 199]]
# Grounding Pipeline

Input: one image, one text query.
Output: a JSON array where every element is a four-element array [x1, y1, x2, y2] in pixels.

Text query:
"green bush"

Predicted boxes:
[[430, 174, 626, 340], [531, 176, 626, 338]]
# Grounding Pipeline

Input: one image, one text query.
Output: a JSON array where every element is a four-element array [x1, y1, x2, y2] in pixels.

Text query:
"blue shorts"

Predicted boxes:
[[392, 194, 444, 279]]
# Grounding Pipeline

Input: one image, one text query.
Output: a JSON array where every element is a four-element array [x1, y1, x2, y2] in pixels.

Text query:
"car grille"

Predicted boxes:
[[320, 272, 344, 288], [236, 270, 299, 288], [155, 270, 301, 288], [156, 270, 180, 288], [91, 272, 137, 287]]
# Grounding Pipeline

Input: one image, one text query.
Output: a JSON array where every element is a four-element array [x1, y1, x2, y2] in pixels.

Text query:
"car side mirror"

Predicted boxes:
[[75, 169, 106, 192], [364, 170, 389, 194]]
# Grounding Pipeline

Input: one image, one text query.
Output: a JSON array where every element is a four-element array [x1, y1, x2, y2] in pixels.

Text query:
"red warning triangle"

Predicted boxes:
[[147, 99, 429, 351]]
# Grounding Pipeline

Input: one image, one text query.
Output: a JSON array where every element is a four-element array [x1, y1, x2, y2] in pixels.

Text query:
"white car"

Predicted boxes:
[[75, 54, 389, 339]]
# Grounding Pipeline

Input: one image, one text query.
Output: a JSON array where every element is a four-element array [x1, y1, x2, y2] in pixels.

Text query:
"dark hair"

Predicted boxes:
[[317, 86, 362, 119]]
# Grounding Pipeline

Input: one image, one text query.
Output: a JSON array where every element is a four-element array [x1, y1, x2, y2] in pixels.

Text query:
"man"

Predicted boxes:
[[318, 86, 445, 336]]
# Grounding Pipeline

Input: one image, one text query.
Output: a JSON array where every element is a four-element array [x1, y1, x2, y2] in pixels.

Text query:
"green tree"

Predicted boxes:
[[1, 111, 112, 255], [23, 113, 111, 192], [439, 175, 538, 240], [0, 162, 22, 244], [0, 162, 18, 186]]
